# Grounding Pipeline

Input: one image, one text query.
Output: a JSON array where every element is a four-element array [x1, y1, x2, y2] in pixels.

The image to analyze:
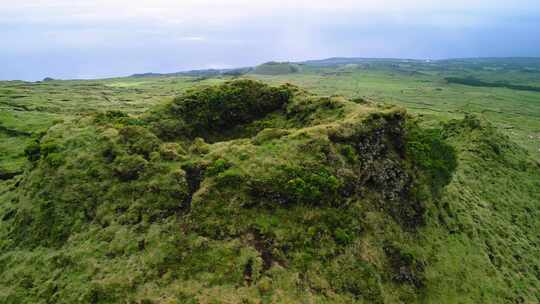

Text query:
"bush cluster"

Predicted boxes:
[[249, 165, 342, 206], [169, 79, 292, 137], [405, 123, 457, 194]]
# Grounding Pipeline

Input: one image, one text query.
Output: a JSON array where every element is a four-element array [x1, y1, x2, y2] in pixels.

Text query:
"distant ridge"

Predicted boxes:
[[131, 67, 253, 78], [129, 57, 540, 78]]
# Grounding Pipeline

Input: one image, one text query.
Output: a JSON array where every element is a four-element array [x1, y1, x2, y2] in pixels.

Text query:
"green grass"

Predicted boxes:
[[2, 59, 540, 174], [251, 68, 540, 161], [252, 62, 301, 75], [0, 76, 220, 174], [445, 76, 540, 92], [0, 60, 539, 303]]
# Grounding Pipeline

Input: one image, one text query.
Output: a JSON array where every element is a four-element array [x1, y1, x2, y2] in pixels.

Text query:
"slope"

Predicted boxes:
[[0, 80, 538, 303]]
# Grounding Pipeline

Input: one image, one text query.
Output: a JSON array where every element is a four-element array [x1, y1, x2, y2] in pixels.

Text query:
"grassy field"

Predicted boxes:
[[0, 62, 539, 302], [253, 65, 540, 161], [2, 58, 539, 177]]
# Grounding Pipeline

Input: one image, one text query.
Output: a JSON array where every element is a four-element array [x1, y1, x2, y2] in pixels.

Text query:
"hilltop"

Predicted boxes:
[[252, 62, 301, 75], [0, 79, 538, 303], [126, 57, 540, 78]]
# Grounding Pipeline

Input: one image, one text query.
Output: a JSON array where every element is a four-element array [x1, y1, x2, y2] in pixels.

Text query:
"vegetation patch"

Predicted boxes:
[[149, 79, 292, 140], [252, 61, 301, 75], [0, 78, 538, 303], [405, 122, 458, 195], [446, 76, 540, 92]]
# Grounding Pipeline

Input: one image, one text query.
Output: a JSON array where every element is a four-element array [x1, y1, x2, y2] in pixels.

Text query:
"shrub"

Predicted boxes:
[[24, 142, 41, 161], [40, 142, 62, 156], [249, 166, 342, 206], [384, 244, 426, 288], [215, 168, 245, 187], [188, 138, 210, 155], [144, 169, 190, 213], [45, 152, 65, 167], [101, 141, 120, 163], [170, 79, 291, 137], [284, 168, 340, 204], [339, 144, 358, 163], [117, 126, 160, 158], [406, 124, 457, 194], [113, 155, 147, 181], [94, 110, 128, 124], [252, 128, 289, 145], [94, 110, 145, 126], [205, 159, 231, 177], [326, 254, 384, 302], [159, 143, 186, 161]]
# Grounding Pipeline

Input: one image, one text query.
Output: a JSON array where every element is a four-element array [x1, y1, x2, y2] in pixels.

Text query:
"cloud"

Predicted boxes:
[[178, 36, 206, 42], [3, 0, 539, 25], [0, 0, 539, 80]]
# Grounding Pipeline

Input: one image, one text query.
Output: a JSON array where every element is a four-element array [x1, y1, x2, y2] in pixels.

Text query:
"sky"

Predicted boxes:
[[1, 0, 540, 80]]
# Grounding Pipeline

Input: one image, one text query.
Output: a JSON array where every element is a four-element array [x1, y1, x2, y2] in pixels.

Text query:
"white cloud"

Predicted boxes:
[[2, 0, 537, 54], [177, 36, 206, 42], [2, 0, 539, 26], [1, 0, 539, 80]]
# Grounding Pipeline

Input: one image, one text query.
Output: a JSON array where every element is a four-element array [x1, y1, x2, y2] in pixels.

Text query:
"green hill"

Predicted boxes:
[[252, 62, 301, 75], [0, 80, 539, 303]]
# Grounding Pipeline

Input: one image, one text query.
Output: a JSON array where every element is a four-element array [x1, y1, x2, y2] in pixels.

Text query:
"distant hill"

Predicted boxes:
[[131, 67, 253, 78], [129, 57, 540, 79], [251, 61, 301, 75], [300, 57, 425, 67]]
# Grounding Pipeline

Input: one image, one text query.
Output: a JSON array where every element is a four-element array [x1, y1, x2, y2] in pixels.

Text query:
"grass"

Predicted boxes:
[[2, 59, 540, 175], [252, 69, 540, 161], [445, 76, 540, 92], [0, 59, 539, 303]]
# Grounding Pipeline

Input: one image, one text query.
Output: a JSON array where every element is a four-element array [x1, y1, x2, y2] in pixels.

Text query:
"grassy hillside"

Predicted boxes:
[[0, 79, 538, 303], [253, 59, 540, 161], [3, 58, 539, 179], [0, 77, 219, 176], [252, 62, 301, 75], [0, 59, 539, 303]]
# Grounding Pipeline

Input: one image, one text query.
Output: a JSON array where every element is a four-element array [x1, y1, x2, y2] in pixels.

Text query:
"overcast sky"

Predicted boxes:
[[1, 0, 540, 80]]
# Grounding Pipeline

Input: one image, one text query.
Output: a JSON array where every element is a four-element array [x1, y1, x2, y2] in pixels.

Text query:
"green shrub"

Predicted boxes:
[[406, 124, 457, 194], [215, 168, 245, 188], [169, 79, 291, 137], [94, 110, 128, 124], [144, 169, 190, 213], [252, 128, 289, 145], [249, 166, 342, 206], [339, 144, 358, 163], [101, 141, 120, 163], [94, 110, 145, 126], [326, 253, 384, 302], [333, 228, 352, 245], [45, 152, 65, 167], [188, 138, 210, 155], [40, 142, 62, 157], [384, 245, 426, 288], [113, 155, 147, 181], [24, 142, 41, 161], [117, 125, 160, 158], [284, 168, 340, 204], [205, 159, 231, 177], [159, 143, 186, 161]]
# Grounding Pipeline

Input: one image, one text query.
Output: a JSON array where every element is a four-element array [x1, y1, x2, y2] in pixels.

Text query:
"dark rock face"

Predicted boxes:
[[329, 111, 428, 228]]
